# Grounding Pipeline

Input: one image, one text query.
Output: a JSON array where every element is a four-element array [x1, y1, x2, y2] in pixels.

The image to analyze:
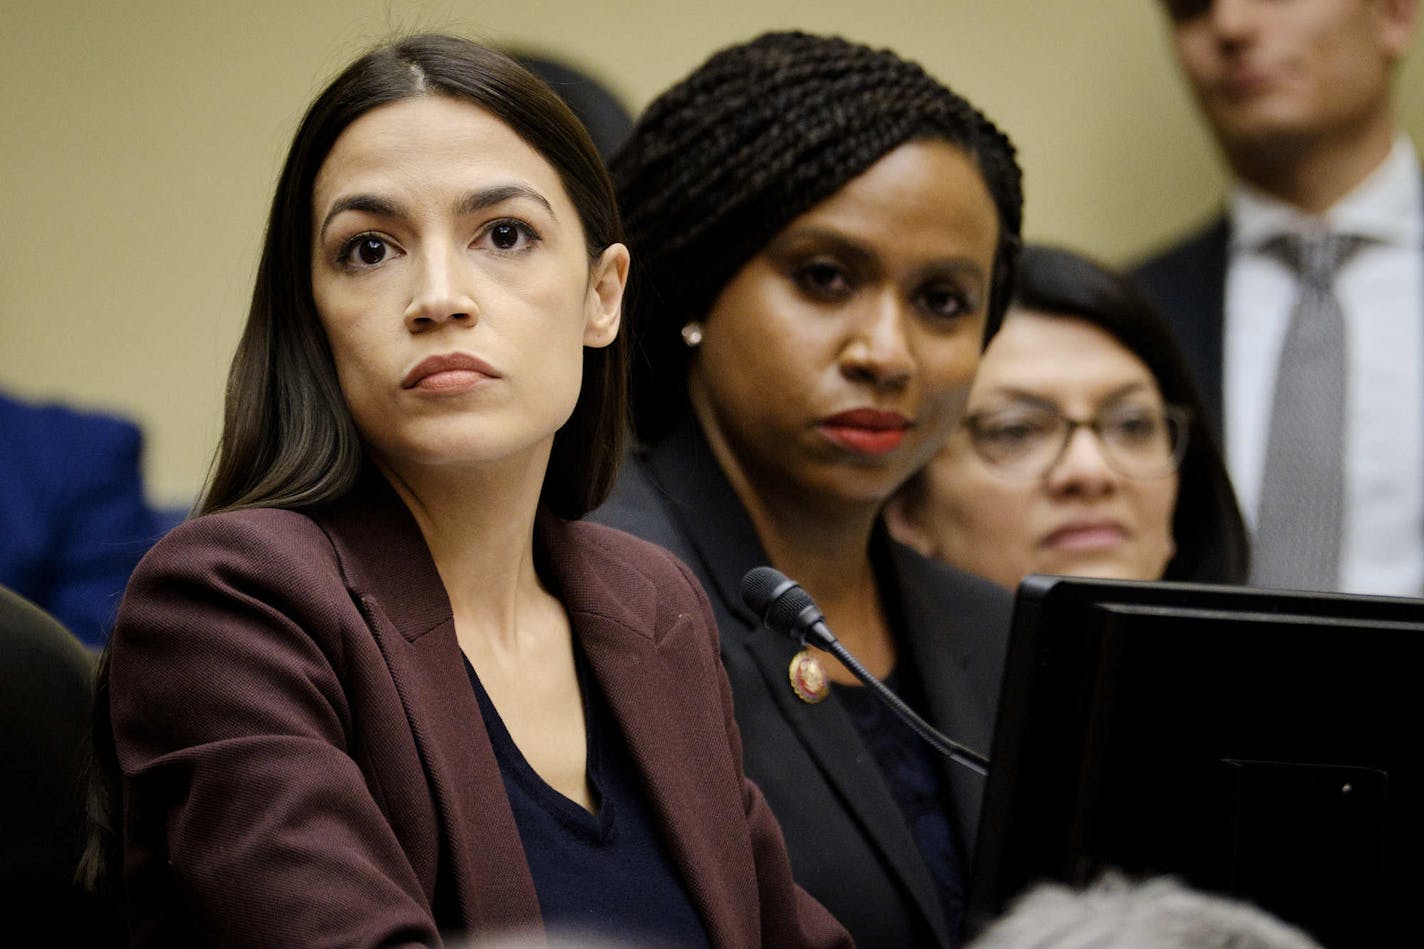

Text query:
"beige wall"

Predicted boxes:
[[3, 0, 1421, 506]]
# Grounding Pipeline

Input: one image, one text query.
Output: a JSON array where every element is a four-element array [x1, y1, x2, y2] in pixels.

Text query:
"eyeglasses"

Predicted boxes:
[[962, 402, 1191, 480]]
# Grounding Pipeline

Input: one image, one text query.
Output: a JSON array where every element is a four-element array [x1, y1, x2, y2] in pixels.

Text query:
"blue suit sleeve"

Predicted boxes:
[[0, 400, 163, 647]]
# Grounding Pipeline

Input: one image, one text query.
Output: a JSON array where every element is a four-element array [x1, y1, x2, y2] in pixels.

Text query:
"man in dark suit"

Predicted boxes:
[[0, 391, 159, 646], [1133, 0, 1420, 594]]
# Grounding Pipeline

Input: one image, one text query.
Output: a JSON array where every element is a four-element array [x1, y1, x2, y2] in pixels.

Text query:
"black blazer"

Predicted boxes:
[[1131, 214, 1231, 436], [592, 417, 1012, 948]]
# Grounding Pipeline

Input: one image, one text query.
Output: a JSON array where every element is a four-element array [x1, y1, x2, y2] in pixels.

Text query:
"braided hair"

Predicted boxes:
[[613, 30, 1024, 444]]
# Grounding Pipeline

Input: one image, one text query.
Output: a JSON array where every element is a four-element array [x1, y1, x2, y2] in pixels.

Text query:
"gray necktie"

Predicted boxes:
[[1251, 231, 1364, 591]]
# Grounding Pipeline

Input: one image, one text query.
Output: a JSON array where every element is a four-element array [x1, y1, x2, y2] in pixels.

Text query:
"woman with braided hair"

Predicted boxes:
[[594, 30, 1024, 948]]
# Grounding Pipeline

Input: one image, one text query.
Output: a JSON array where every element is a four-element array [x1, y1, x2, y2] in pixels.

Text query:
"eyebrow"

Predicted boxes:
[[456, 184, 555, 219], [317, 184, 556, 243], [318, 195, 400, 243], [775, 226, 876, 269], [987, 381, 1154, 412], [774, 224, 988, 281]]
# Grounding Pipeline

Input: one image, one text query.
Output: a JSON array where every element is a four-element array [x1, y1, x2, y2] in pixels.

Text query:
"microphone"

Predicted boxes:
[[741, 566, 989, 777]]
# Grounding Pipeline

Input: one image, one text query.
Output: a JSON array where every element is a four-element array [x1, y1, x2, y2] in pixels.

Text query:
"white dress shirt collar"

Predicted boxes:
[[1228, 133, 1421, 251]]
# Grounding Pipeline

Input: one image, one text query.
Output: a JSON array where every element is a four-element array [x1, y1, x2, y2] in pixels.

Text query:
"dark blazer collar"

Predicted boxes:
[[642, 416, 769, 631], [313, 471, 540, 931], [542, 510, 759, 945], [643, 416, 961, 946], [317, 469, 451, 641], [1178, 214, 1231, 435], [315, 468, 666, 645], [312, 468, 753, 944]]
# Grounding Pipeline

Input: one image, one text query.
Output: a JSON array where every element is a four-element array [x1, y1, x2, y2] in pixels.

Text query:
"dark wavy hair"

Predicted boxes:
[[910, 245, 1251, 583], [611, 30, 1024, 444], [202, 33, 627, 521]]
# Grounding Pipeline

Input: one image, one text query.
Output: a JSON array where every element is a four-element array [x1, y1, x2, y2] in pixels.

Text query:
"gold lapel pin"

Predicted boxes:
[[788, 649, 830, 704]]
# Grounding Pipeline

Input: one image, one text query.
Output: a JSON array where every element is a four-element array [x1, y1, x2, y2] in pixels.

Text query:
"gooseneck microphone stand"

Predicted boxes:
[[741, 565, 990, 778]]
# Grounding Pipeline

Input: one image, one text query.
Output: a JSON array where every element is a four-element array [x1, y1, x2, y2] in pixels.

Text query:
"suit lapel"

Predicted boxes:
[[1199, 216, 1231, 435], [537, 514, 755, 947], [317, 473, 541, 935], [889, 543, 1003, 862], [645, 419, 951, 944], [1133, 214, 1231, 437], [1158, 214, 1231, 437], [740, 627, 951, 943]]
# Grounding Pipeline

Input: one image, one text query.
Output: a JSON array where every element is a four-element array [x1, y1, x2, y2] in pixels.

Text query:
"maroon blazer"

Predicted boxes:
[[107, 474, 850, 947]]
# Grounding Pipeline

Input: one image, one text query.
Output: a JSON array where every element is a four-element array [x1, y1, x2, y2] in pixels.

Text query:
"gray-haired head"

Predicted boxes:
[[967, 873, 1322, 949]]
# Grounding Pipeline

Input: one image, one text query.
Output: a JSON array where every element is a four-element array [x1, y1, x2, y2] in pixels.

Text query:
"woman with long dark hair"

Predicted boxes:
[[87, 34, 847, 948]]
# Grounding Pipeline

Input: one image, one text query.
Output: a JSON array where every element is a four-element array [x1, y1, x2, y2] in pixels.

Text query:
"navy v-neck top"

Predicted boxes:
[[462, 652, 709, 947]]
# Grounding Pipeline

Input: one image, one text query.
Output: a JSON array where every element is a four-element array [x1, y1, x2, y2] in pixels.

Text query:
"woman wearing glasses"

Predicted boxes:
[[888, 245, 1249, 586]]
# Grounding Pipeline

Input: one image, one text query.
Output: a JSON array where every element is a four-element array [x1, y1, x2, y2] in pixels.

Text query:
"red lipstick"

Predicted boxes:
[[819, 409, 911, 455], [401, 353, 500, 393]]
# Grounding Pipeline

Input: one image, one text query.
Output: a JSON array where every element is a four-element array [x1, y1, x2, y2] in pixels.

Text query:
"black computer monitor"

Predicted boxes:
[[967, 575, 1424, 948]]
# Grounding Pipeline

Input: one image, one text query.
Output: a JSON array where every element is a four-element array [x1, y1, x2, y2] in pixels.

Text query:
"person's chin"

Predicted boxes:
[[1216, 104, 1321, 155], [1040, 554, 1157, 584]]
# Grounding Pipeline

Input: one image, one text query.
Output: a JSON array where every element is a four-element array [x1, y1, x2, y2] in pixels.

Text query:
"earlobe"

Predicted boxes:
[[584, 243, 629, 348], [1378, 0, 1420, 57], [883, 495, 938, 559]]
